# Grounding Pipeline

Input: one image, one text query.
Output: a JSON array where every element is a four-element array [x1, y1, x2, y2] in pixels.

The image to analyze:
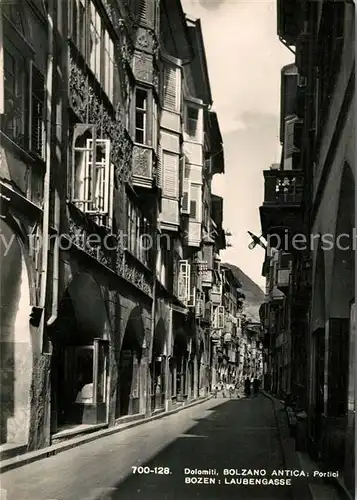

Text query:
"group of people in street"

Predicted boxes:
[[212, 375, 261, 399], [244, 375, 261, 397]]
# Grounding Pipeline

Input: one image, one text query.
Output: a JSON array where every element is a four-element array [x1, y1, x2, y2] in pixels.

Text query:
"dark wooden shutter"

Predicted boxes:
[[138, 0, 147, 20], [189, 184, 200, 220]]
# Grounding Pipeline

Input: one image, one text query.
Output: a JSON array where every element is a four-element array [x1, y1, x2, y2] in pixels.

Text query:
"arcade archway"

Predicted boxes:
[[197, 339, 205, 396], [150, 319, 166, 411], [118, 306, 145, 417], [0, 220, 33, 445], [50, 273, 110, 431], [310, 243, 326, 453], [172, 329, 188, 402]]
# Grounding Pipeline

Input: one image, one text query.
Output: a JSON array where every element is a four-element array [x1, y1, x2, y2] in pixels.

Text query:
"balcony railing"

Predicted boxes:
[[263, 170, 303, 205], [260, 169, 304, 239]]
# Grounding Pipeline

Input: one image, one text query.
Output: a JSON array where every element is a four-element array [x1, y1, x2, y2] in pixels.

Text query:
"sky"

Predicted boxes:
[[182, 0, 292, 289]]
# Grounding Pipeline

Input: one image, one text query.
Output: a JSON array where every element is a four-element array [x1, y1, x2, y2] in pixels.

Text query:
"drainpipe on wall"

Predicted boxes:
[[47, 0, 63, 328], [165, 305, 173, 411], [38, 0, 54, 353], [146, 198, 158, 416]]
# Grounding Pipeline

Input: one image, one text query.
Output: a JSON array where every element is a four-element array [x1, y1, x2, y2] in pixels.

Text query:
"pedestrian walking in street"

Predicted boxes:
[[244, 377, 251, 397], [253, 376, 261, 396], [228, 384, 234, 399]]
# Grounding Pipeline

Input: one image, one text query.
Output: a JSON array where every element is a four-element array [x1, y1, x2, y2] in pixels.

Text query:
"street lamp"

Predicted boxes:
[[247, 231, 267, 250]]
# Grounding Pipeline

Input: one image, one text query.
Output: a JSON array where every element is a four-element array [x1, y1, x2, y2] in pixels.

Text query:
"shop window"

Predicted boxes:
[[64, 339, 109, 408]]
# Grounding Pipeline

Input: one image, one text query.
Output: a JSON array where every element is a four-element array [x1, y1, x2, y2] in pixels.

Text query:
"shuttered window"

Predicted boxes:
[[156, 142, 162, 188], [162, 151, 179, 198], [284, 116, 298, 158], [163, 65, 179, 112], [181, 161, 190, 214], [178, 260, 190, 302], [189, 184, 201, 221], [30, 63, 45, 157], [137, 0, 147, 23]]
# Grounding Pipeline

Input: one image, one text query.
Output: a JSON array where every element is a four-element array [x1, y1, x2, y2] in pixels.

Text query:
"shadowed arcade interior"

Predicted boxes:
[[118, 305, 145, 417], [50, 273, 110, 432]]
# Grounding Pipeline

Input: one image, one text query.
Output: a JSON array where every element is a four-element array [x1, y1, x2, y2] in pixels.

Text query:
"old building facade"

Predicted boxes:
[[0, 0, 228, 457], [259, 0, 355, 496]]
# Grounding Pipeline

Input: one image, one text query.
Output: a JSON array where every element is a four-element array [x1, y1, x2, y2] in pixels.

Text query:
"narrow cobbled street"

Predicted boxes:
[[1, 395, 294, 500]]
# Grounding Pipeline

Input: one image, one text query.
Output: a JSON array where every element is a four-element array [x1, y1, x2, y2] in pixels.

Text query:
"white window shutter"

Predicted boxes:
[[211, 306, 216, 327], [163, 65, 179, 112], [186, 264, 195, 307], [217, 305, 225, 329], [187, 286, 196, 308], [178, 260, 189, 302], [284, 116, 299, 170], [163, 151, 179, 198], [156, 142, 162, 188], [72, 139, 95, 208], [85, 139, 111, 215], [181, 161, 191, 214], [102, 139, 111, 214], [186, 263, 191, 303], [195, 292, 202, 316], [153, 101, 158, 151]]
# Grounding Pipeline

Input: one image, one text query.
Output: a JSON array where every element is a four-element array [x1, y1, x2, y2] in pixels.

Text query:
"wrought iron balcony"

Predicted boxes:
[[66, 203, 152, 297], [259, 169, 304, 239], [277, 0, 300, 46]]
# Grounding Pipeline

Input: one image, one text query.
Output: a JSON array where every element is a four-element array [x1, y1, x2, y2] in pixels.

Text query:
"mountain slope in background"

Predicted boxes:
[[223, 262, 265, 322]]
